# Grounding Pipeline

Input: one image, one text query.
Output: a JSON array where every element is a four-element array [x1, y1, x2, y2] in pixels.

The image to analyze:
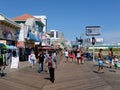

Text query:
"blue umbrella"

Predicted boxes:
[[0, 43, 5, 47]]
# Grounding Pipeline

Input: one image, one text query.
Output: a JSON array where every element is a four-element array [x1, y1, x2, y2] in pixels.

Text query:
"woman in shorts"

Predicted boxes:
[[76, 51, 81, 64]]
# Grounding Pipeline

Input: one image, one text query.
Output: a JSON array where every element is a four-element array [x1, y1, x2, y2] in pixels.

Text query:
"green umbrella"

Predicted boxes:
[[2, 45, 10, 49]]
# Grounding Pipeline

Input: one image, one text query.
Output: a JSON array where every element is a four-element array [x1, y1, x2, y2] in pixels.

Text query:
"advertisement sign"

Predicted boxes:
[[86, 26, 101, 36], [11, 56, 19, 69]]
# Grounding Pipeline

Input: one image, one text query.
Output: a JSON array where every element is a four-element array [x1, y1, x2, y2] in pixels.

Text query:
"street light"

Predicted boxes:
[[92, 36, 96, 62], [86, 26, 101, 62]]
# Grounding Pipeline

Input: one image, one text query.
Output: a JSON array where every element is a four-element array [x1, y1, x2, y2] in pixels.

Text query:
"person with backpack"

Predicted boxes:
[[29, 51, 36, 68], [47, 51, 57, 83]]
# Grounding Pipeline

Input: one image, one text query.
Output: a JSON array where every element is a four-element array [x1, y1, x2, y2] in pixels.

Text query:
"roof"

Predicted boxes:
[[0, 13, 20, 28], [12, 14, 40, 21]]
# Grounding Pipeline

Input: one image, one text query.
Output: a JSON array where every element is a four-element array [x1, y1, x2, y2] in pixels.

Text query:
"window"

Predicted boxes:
[[50, 31, 54, 38], [56, 31, 59, 38]]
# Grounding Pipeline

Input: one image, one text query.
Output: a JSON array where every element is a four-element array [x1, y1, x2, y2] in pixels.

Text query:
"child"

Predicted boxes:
[[29, 51, 36, 68], [114, 55, 119, 69]]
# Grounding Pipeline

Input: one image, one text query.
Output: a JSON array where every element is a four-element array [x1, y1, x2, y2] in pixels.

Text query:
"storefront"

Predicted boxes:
[[0, 13, 20, 66], [0, 14, 20, 45]]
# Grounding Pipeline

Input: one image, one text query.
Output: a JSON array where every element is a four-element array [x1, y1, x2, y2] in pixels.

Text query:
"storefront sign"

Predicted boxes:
[[11, 56, 19, 69]]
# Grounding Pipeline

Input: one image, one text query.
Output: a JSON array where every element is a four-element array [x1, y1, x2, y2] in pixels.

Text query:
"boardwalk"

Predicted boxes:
[[0, 55, 120, 90]]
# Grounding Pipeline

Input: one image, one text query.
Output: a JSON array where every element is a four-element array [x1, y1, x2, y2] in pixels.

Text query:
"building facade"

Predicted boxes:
[[0, 13, 20, 46], [12, 14, 44, 61]]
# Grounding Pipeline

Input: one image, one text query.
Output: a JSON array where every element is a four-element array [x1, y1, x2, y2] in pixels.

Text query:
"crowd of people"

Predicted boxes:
[[28, 49, 57, 83], [97, 48, 119, 73], [63, 49, 86, 64], [1, 47, 119, 82], [63, 48, 120, 73]]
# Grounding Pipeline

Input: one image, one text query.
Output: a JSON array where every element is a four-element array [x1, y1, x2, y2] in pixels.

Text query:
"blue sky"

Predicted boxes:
[[0, 0, 120, 44]]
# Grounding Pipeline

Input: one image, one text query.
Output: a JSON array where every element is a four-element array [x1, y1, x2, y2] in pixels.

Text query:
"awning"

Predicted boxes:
[[28, 33, 42, 42]]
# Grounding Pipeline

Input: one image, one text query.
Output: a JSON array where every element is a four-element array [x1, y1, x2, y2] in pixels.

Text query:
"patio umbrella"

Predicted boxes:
[[2, 45, 10, 49], [0, 43, 5, 47], [9, 46, 17, 49]]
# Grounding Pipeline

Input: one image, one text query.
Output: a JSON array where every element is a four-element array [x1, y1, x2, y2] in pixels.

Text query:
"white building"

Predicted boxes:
[[50, 30, 60, 39], [34, 15, 47, 33], [49, 30, 60, 47]]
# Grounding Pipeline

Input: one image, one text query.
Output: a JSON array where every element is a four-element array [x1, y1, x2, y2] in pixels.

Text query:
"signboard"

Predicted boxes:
[[10, 56, 19, 69], [95, 38, 103, 43], [86, 26, 101, 36]]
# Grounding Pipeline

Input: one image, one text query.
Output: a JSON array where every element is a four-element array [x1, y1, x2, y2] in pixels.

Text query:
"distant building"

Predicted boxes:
[[48, 30, 67, 49], [12, 13, 44, 61], [49, 30, 60, 39]]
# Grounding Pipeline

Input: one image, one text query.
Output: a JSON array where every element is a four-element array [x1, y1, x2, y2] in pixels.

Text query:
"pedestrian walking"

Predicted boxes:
[[69, 51, 75, 63], [80, 53, 85, 64], [29, 51, 36, 68], [38, 51, 45, 73], [64, 50, 69, 63], [44, 50, 50, 72], [76, 51, 81, 64], [86, 50, 91, 61], [47, 51, 57, 83], [98, 49, 104, 73], [114, 55, 119, 70], [108, 48, 113, 68]]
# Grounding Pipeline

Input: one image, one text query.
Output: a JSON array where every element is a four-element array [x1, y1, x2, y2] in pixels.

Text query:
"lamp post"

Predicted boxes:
[[85, 26, 101, 62], [92, 36, 96, 62]]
